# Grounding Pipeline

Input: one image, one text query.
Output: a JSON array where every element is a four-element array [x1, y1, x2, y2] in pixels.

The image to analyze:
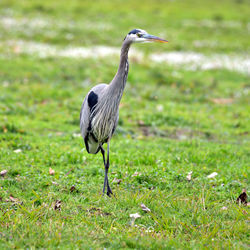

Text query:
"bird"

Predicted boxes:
[[80, 29, 168, 196]]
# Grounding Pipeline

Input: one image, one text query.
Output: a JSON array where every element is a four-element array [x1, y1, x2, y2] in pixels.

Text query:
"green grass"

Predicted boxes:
[[0, 0, 249, 249]]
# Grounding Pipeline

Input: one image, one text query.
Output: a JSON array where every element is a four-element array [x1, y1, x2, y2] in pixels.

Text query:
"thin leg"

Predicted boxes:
[[100, 146, 107, 195], [105, 141, 113, 196]]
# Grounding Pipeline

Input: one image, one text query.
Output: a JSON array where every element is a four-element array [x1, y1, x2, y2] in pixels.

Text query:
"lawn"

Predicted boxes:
[[0, 0, 249, 248]]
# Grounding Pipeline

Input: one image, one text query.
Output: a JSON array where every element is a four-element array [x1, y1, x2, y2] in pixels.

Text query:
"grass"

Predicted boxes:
[[0, 0, 249, 249]]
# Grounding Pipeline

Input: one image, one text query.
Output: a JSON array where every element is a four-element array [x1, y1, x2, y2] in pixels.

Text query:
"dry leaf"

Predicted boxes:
[[130, 212, 141, 226], [236, 189, 247, 205], [70, 185, 76, 192], [130, 213, 141, 219], [9, 196, 19, 202], [54, 200, 61, 211], [14, 149, 22, 153], [140, 203, 151, 213], [6, 195, 23, 205], [186, 171, 192, 181], [49, 168, 55, 175], [0, 170, 8, 177], [207, 172, 218, 178], [211, 98, 234, 105], [112, 178, 122, 184]]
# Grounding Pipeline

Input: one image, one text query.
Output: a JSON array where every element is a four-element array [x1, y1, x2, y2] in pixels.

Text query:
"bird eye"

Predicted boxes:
[[137, 33, 142, 37]]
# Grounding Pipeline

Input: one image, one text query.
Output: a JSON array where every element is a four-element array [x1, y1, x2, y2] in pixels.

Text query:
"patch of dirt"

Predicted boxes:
[[137, 124, 216, 141]]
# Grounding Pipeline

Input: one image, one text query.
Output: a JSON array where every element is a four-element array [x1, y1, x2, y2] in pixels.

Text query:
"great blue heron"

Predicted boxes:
[[80, 29, 168, 196]]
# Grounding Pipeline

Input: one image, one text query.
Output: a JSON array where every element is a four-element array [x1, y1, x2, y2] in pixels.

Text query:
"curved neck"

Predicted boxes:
[[108, 40, 131, 97], [117, 40, 131, 75]]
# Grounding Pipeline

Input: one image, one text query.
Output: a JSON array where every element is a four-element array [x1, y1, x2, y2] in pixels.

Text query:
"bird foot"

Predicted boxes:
[[102, 190, 113, 197], [102, 182, 114, 197], [106, 186, 113, 197], [102, 172, 114, 197]]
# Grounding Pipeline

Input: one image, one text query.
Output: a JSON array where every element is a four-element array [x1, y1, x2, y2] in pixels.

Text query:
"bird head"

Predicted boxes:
[[124, 29, 168, 44]]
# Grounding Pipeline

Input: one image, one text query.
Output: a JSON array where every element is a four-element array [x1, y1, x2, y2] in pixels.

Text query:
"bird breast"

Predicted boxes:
[[90, 98, 119, 142]]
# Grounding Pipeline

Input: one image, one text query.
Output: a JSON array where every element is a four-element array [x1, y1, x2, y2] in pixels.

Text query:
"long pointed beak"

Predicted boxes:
[[143, 34, 168, 43]]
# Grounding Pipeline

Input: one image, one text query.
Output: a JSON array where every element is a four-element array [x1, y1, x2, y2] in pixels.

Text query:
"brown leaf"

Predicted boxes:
[[236, 189, 247, 205], [54, 200, 61, 211], [242, 209, 248, 215], [49, 168, 55, 175], [9, 196, 19, 202], [6, 195, 23, 205], [112, 177, 122, 184], [140, 203, 151, 213], [211, 98, 234, 105], [70, 185, 76, 192], [0, 170, 8, 177]]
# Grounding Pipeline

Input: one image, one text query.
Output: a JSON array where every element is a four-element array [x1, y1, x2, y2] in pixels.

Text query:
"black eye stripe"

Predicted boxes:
[[128, 29, 141, 35]]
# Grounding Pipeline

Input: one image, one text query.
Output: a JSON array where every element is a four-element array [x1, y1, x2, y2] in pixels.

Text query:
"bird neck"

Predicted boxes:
[[108, 40, 131, 99], [117, 40, 131, 75]]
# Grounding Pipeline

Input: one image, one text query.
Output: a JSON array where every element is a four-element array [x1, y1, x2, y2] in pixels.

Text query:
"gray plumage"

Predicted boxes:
[[80, 29, 168, 196], [80, 42, 129, 154]]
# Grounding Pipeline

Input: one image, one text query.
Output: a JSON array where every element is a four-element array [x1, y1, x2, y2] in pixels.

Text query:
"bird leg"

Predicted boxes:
[[105, 142, 113, 196], [100, 146, 107, 194], [100, 143, 113, 197], [100, 144, 113, 197]]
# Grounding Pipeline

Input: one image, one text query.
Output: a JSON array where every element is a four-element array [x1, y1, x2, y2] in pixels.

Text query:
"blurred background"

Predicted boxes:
[[0, 0, 249, 140]]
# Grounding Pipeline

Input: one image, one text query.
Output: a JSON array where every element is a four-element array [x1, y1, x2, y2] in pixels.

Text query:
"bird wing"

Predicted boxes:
[[80, 96, 89, 139], [80, 84, 108, 153]]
